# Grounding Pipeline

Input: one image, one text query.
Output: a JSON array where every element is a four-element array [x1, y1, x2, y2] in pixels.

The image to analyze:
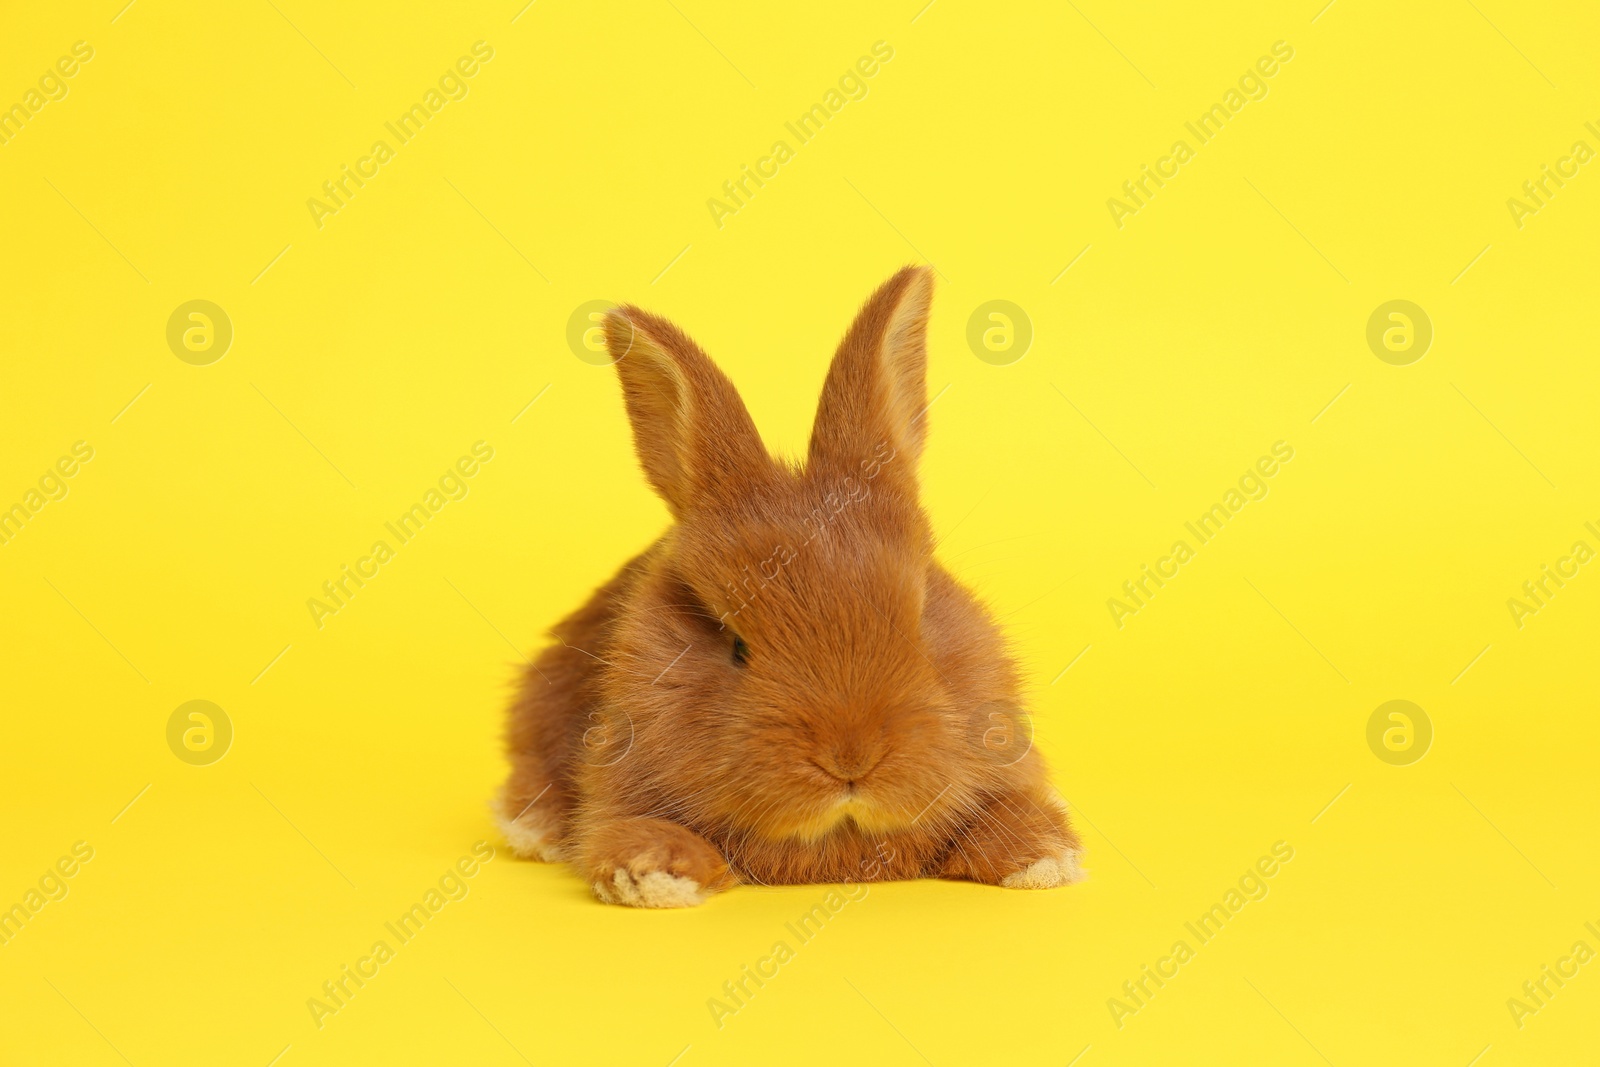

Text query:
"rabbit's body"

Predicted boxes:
[[496, 267, 1082, 906]]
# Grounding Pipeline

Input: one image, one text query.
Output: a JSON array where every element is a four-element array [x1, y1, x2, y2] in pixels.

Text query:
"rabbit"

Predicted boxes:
[[494, 265, 1083, 906]]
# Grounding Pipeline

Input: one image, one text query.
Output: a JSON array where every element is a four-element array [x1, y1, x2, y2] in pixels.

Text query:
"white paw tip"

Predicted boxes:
[[593, 868, 706, 908], [1001, 850, 1086, 889], [491, 790, 564, 862]]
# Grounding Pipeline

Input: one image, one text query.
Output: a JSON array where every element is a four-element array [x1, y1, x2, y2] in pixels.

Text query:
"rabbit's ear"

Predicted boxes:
[[606, 306, 771, 517], [808, 266, 934, 484]]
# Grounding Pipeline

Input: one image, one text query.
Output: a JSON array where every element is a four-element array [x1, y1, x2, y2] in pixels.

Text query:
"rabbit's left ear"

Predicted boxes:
[[808, 266, 934, 484], [606, 305, 772, 517]]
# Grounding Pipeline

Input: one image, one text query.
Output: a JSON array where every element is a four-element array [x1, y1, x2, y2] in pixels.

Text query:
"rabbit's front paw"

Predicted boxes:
[[581, 818, 733, 908], [935, 787, 1085, 888], [1001, 849, 1086, 889], [492, 787, 566, 862], [594, 865, 707, 907]]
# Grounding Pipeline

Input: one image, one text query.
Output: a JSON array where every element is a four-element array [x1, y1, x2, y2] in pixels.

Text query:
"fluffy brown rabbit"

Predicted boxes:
[[495, 265, 1082, 906]]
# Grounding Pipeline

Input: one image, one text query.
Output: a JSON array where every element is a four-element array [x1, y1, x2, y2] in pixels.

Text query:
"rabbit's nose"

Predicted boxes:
[[815, 745, 885, 785]]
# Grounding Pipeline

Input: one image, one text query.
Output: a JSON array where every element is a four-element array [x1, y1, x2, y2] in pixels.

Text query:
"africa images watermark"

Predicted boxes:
[[1107, 441, 1295, 628], [706, 40, 895, 230], [1505, 919, 1600, 1030], [1, 441, 95, 548], [306, 41, 495, 230], [1505, 121, 1600, 230], [1, 841, 95, 948], [1505, 519, 1599, 629], [1107, 40, 1295, 229], [306, 441, 495, 629], [717, 440, 895, 629], [706, 843, 896, 1030], [305, 841, 496, 1029], [1108, 840, 1295, 1029], [0, 40, 95, 148]]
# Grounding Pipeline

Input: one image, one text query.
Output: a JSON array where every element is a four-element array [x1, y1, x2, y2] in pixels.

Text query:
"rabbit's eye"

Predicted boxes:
[[731, 635, 750, 667]]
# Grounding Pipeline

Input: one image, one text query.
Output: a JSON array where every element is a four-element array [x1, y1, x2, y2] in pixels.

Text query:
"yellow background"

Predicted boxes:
[[2, 1, 1597, 1064]]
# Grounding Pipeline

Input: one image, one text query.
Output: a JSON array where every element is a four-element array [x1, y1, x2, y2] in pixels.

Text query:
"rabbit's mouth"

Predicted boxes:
[[767, 756, 915, 840], [825, 789, 911, 835], [818, 786, 871, 821], [778, 789, 881, 840]]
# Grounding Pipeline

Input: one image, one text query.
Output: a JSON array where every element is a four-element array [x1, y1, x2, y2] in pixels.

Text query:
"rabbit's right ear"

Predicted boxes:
[[605, 306, 771, 517], [808, 266, 934, 486]]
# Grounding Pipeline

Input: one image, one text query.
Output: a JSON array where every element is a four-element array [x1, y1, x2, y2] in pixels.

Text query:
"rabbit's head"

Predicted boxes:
[[591, 267, 1032, 848]]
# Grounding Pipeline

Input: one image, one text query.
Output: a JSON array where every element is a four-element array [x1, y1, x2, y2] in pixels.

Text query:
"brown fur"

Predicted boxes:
[[497, 266, 1081, 906]]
